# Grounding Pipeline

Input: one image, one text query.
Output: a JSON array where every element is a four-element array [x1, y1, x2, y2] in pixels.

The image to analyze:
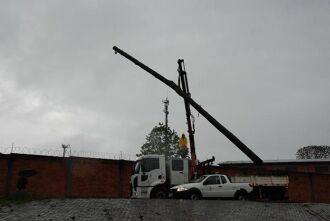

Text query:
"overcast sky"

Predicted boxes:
[[1, 0, 329, 163]]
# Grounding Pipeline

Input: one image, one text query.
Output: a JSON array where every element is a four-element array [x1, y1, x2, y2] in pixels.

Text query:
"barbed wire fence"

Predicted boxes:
[[0, 146, 137, 161]]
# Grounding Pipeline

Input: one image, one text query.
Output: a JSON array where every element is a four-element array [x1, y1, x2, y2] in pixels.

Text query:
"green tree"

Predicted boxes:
[[296, 145, 330, 159], [137, 123, 180, 158]]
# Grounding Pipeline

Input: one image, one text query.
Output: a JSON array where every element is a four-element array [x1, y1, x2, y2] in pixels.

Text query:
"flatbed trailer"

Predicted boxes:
[[230, 175, 289, 200]]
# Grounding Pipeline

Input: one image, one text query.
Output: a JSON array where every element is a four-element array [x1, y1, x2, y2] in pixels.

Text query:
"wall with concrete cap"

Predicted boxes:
[[0, 154, 134, 198], [1, 153, 330, 202]]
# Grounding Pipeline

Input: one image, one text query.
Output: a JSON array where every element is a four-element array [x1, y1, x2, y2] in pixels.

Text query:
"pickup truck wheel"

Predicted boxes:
[[235, 191, 247, 201], [189, 192, 201, 200]]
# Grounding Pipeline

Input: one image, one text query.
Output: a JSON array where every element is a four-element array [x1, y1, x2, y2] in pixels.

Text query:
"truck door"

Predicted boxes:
[[138, 157, 165, 188], [201, 175, 222, 197], [218, 175, 236, 197], [169, 159, 189, 185]]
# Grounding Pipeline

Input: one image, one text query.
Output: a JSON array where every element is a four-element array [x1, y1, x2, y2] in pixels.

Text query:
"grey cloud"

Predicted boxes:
[[1, 0, 330, 162]]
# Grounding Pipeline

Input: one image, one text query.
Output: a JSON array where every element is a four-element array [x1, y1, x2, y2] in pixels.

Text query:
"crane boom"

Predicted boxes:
[[113, 46, 263, 165], [177, 59, 197, 174]]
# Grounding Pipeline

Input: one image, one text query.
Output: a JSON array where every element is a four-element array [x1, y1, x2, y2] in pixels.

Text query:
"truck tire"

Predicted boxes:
[[188, 190, 201, 200], [235, 190, 247, 201], [151, 187, 168, 199]]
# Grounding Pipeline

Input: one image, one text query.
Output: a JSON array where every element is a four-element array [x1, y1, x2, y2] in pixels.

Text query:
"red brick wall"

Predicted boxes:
[[288, 172, 330, 203], [0, 156, 8, 197], [120, 160, 134, 197], [268, 164, 323, 173], [312, 174, 330, 203], [288, 173, 313, 202], [69, 158, 134, 198], [0, 154, 134, 199], [207, 166, 283, 177], [9, 155, 67, 198], [218, 162, 330, 174], [70, 158, 120, 197], [2, 154, 330, 202]]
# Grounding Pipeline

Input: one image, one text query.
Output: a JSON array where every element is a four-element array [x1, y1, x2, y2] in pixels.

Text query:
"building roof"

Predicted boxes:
[[219, 158, 330, 165]]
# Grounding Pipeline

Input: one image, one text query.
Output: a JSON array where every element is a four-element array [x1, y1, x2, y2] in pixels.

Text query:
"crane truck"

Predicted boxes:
[[113, 46, 263, 199], [130, 155, 254, 200], [113, 46, 263, 166]]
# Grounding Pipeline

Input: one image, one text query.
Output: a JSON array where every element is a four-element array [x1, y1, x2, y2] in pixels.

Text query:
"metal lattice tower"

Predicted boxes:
[[163, 97, 169, 128]]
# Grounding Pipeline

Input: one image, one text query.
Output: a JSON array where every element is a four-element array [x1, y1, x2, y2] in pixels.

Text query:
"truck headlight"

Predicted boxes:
[[177, 186, 188, 192]]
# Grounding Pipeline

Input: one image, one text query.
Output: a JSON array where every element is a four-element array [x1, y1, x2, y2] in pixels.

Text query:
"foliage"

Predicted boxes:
[[137, 123, 180, 158], [296, 145, 330, 159]]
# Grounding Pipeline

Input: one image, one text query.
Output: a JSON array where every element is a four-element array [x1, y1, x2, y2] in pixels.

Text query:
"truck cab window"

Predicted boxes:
[[141, 158, 159, 172], [172, 159, 183, 171]]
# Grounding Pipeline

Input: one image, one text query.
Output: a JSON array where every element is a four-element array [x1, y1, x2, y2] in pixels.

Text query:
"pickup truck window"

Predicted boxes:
[[220, 176, 227, 184], [191, 175, 207, 183], [203, 176, 220, 185]]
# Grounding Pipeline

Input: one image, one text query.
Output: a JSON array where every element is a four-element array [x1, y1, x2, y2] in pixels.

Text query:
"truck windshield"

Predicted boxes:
[[134, 158, 159, 173], [190, 175, 207, 183], [141, 158, 159, 172]]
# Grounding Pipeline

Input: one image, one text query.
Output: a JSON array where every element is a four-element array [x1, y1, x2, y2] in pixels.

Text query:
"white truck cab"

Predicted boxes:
[[130, 154, 189, 198]]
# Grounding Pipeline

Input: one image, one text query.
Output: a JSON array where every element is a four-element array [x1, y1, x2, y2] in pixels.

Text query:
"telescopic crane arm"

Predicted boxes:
[[177, 59, 197, 174], [113, 46, 263, 165]]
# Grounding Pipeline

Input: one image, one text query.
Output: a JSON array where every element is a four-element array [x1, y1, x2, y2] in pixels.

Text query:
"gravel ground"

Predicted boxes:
[[0, 199, 330, 221]]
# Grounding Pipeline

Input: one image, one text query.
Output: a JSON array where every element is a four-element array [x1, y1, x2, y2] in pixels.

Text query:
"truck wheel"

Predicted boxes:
[[189, 191, 201, 200], [235, 190, 247, 201], [152, 188, 168, 199]]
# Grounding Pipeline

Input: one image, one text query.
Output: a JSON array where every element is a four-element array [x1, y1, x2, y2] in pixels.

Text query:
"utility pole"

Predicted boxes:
[[163, 97, 169, 128], [163, 97, 170, 159]]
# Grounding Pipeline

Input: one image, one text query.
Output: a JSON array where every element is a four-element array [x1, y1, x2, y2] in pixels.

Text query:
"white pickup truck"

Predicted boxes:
[[170, 174, 253, 200]]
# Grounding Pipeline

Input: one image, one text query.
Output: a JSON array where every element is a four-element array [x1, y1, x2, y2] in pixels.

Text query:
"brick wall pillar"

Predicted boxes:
[[65, 157, 73, 197], [5, 154, 14, 197], [308, 173, 315, 202], [117, 160, 124, 197]]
